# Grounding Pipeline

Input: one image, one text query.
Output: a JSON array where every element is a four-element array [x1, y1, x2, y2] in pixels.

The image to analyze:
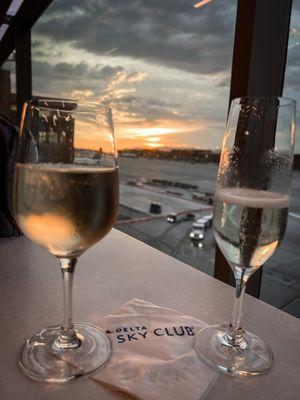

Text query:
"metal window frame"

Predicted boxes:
[[0, 0, 294, 297], [214, 0, 293, 297], [0, 0, 53, 122], [0, 1, 12, 26]]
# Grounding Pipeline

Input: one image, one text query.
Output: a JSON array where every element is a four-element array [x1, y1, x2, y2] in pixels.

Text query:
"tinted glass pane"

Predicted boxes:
[[31, 0, 237, 277]]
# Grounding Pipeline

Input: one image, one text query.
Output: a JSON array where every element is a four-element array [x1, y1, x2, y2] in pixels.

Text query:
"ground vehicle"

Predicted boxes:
[[149, 202, 162, 214], [185, 213, 195, 221], [194, 219, 211, 229], [167, 212, 195, 223], [200, 214, 213, 227], [190, 228, 205, 241], [166, 213, 177, 223], [189, 219, 210, 241]]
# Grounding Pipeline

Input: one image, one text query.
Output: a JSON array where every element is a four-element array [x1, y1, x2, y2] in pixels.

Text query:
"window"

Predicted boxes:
[[31, 0, 237, 277], [259, 0, 300, 318], [1, 52, 16, 123], [4, 0, 295, 318]]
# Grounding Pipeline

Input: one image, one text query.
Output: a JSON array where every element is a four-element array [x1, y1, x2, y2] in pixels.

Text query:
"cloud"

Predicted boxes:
[[30, 55, 226, 131], [69, 89, 95, 99], [87, 64, 124, 80], [285, 67, 300, 91], [31, 59, 129, 98], [33, 0, 237, 75], [99, 86, 186, 123], [31, 59, 159, 123], [97, 69, 148, 105], [32, 60, 123, 81]]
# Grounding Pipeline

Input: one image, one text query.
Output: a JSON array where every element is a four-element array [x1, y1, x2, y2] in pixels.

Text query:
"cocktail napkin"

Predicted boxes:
[[93, 299, 216, 400]]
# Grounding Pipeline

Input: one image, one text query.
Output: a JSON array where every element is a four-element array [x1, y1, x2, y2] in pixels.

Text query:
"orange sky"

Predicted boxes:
[[74, 116, 207, 150]]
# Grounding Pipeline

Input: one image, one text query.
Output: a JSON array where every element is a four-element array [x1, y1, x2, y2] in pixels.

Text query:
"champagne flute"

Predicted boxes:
[[194, 96, 295, 376], [14, 99, 119, 382]]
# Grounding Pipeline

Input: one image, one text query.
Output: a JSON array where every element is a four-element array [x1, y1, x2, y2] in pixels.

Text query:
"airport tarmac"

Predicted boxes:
[[117, 156, 300, 318]]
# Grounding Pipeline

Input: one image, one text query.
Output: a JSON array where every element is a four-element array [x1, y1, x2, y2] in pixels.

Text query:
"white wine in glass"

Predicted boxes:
[[15, 164, 118, 257], [14, 100, 119, 382], [194, 96, 295, 376]]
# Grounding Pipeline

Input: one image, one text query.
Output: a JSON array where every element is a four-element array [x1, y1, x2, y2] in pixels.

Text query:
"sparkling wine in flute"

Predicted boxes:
[[213, 187, 289, 270], [14, 163, 119, 257], [194, 96, 295, 377]]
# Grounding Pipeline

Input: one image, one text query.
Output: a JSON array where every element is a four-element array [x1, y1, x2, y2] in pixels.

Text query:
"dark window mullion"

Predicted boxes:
[[214, 0, 293, 298]]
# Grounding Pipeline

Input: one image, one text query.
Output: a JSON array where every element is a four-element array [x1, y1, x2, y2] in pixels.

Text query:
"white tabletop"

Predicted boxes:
[[0, 229, 299, 399]]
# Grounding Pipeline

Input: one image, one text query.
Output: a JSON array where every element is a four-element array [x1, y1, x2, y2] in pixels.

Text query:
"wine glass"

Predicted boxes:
[[194, 96, 295, 376], [14, 99, 119, 382]]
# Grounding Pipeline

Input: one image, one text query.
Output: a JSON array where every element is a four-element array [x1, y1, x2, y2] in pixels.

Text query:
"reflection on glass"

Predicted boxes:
[[14, 99, 119, 382], [194, 97, 295, 376]]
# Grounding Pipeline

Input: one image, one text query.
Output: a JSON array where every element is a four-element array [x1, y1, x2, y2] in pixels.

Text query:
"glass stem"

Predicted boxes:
[[53, 257, 81, 351], [225, 266, 252, 349]]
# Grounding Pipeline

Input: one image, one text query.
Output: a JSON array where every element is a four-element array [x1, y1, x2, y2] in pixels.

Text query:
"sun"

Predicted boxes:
[[146, 142, 162, 148], [147, 136, 160, 143], [124, 127, 180, 138]]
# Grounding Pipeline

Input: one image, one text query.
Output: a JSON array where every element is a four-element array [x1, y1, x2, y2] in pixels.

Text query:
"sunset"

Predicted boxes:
[[3, 0, 299, 152], [0, 1, 288, 152], [17, 0, 237, 152], [119, 123, 203, 149], [1, 0, 300, 392]]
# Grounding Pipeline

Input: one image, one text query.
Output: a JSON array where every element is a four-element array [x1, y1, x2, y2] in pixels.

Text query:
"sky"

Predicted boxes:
[[8, 0, 300, 151]]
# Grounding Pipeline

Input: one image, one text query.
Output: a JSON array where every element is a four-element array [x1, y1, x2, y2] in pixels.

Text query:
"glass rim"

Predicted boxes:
[[231, 96, 296, 107], [24, 98, 112, 115]]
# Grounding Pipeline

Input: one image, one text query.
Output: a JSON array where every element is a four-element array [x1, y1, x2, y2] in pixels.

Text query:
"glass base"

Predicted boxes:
[[19, 323, 111, 383], [194, 324, 273, 376]]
